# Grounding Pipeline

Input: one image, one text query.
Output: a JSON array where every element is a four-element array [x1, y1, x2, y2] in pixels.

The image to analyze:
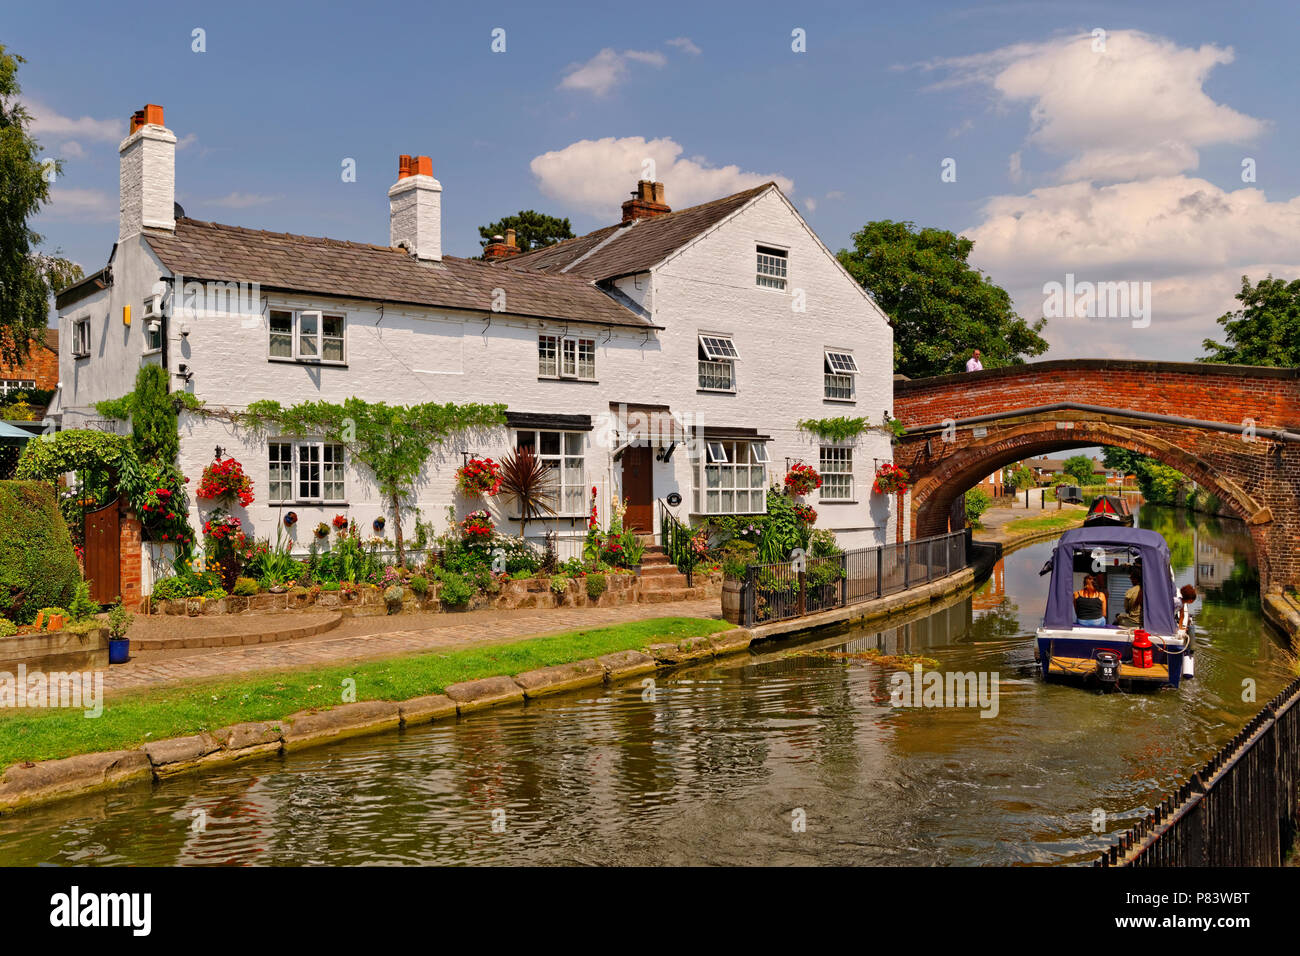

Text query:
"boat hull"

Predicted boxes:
[[1036, 628, 1185, 688]]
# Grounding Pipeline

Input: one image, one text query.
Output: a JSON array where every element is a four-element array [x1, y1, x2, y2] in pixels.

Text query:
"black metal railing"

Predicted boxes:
[[1096, 675, 1300, 867], [658, 499, 695, 587], [740, 529, 967, 627]]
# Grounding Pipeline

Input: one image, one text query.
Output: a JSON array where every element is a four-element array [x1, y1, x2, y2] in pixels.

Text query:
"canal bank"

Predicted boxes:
[[0, 542, 997, 815]]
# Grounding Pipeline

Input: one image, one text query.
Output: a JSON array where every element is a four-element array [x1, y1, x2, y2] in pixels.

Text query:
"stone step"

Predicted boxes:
[[641, 574, 690, 590], [639, 587, 700, 603], [639, 562, 681, 575]]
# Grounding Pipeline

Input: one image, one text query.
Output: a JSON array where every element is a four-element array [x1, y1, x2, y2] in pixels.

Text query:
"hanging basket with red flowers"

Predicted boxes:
[[784, 462, 822, 496], [197, 457, 255, 507], [461, 509, 495, 542], [455, 457, 503, 497], [792, 503, 818, 524], [331, 513, 349, 531], [873, 462, 911, 496]]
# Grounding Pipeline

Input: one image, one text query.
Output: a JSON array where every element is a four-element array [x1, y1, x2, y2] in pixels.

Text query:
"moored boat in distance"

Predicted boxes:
[[1035, 527, 1189, 690], [1083, 494, 1134, 527]]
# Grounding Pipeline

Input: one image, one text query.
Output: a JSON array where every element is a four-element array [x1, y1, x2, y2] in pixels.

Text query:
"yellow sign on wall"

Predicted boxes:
[[123, 304, 132, 326]]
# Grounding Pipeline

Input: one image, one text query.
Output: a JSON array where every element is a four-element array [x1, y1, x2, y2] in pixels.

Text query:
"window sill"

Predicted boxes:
[[268, 357, 348, 368], [823, 397, 856, 404], [537, 377, 599, 384], [697, 387, 736, 395], [271, 501, 350, 507], [819, 499, 858, 505]]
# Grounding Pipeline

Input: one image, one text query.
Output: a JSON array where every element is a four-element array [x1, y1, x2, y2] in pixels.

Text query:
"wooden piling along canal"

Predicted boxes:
[[1097, 675, 1300, 866]]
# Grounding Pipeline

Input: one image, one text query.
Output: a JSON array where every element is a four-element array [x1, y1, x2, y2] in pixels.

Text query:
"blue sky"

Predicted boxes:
[[11, 0, 1300, 360]]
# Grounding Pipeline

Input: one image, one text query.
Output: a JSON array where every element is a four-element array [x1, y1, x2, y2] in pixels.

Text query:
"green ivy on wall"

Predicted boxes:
[[797, 416, 870, 441]]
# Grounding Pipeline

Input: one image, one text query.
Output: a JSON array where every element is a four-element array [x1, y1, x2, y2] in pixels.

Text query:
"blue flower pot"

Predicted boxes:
[[108, 638, 130, 664]]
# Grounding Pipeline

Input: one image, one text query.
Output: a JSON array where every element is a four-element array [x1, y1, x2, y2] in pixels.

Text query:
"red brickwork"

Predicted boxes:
[[0, 330, 58, 391], [119, 503, 144, 611], [893, 360, 1300, 590]]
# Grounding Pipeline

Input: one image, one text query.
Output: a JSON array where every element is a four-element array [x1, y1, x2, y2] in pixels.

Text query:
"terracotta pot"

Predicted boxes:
[[46, 615, 65, 631], [34, 610, 45, 629]]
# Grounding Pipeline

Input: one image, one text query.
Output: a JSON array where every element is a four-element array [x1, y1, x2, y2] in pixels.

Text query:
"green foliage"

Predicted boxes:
[[231, 577, 259, 596], [0, 481, 80, 623], [436, 570, 473, 607], [1062, 455, 1096, 485], [1101, 446, 1152, 477], [0, 618, 15, 637], [1200, 274, 1300, 367], [964, 486, 992, 525], [67, 580, 97, 622], [150, 569, 222, 601], [549, 574, 570, 595], [478, 210, 574, 253], [585, 572, 607, 601], [1137, 463, 1190, 506], [797, 416, 869, 441], [407, 574, 429, 596], [757, 490, 808, 562], [1007, 465, 1037, 491], [0, 46, 84, 365], [808, 528, 841, 557], [837, 219, 1048, 378], [497, 447, 558, 538]]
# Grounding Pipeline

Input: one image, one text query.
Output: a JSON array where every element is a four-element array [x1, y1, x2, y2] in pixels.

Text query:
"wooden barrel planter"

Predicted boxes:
[[721, 578, 745, 624]]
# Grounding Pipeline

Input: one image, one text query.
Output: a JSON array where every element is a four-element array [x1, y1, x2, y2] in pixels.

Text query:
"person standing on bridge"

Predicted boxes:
[[965, 349, 983, 372]]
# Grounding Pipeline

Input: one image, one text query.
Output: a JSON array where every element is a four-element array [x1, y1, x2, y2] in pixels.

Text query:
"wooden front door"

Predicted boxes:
[[621, 445, 654, 532], [84, 500, 121, 604]]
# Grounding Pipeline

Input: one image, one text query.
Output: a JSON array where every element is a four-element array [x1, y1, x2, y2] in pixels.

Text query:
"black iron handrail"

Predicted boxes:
[[657, 498, 695, 587]]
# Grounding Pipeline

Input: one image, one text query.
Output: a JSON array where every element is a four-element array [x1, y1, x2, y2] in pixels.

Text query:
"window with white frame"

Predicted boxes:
[[538, 334, 596, 380], [516, 429, 585, 514], [698, 440, 769, 515], [144, 318, 163, 353], [269, 309, 345, 363], [824, 349, 859, 400], [698, 333, 738, 391], [72, 318, 91, 358], [0, 380, 36, 396], [268, 440, 346, 502], [756, 245, 788, 290], [820, 446, 853, 501]]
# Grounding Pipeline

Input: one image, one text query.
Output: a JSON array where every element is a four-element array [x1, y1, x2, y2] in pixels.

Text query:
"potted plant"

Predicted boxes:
[[332, 513, 349, 532], [784, 462, 822, 496], [314, 521, 331, 539], [283, 510, 298, 527], [792, 503, 818, 525], [873, 462, 911, 496], [455, 456, 503, 497], [196, 456, 255, 508], [41, 607, 67, 631], [107, 600, 132, 664], [461, 509, 495, 543], [372, 515, 386, 534]]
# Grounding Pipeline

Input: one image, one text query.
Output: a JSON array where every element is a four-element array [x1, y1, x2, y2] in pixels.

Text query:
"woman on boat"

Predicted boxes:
[[1073, 574, 1108, 626]]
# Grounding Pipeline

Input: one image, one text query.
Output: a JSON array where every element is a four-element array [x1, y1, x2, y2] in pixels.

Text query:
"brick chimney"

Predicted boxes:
[[483, 227, 520, 260], [388, 154, 442, 261], [621, 180, 670, 222], [119, 103, 176, 241]]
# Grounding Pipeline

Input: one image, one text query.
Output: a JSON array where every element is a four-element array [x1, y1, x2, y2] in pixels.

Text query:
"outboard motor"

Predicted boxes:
[[1096, 650, 1120, 691]]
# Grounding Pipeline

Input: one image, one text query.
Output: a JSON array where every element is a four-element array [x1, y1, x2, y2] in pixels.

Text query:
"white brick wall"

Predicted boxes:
[[58, 184, 900, 558]]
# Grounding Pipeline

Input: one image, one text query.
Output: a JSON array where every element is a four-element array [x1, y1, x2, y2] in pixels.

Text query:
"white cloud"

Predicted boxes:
[[920, 30, 1267, 182], [1008, 150, 1023, 183], [804, 198, 817, 212], [667, 37, 702, 56], [202, 192, 280, 209], [23, 100, 122, 144], [559, 48, 667, 96], [59, 141, 86, 160], [39, 187, 116, 222], [530, 136, 793, 218], [176, 133, 199, 151]]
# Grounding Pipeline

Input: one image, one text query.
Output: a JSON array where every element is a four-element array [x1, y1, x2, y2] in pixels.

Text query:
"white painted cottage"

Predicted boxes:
[[51, 104, 898, 561]]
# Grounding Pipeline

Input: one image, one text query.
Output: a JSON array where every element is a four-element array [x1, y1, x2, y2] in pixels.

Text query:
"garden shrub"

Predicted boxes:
[[964, 487, 992, 525], [549, 575, 569, 595], [0, 481, 81, 624], [585, 573, 607, 601], [437, 571, 473, 607], [231, 577, 259, 596], [0, 618, 16, 637], [408, 574, 429, 596], [808, 529, 841, 557], [68, 580, 98, 622]]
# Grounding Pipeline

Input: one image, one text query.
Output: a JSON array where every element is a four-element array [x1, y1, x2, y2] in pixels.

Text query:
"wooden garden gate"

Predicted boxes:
[[83, 499, 121, 604]]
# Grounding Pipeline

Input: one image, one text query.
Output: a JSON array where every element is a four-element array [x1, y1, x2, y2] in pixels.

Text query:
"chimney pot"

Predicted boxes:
[[120, 102, 176, 241], [505, 228, 516, 248], [621, 179, 671, 223], [412, 155, 433, 177], [389, 153, 442, 261]]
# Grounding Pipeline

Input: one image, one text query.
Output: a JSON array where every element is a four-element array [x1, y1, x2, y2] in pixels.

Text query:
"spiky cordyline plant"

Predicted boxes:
[[497, 447, 558, 540]]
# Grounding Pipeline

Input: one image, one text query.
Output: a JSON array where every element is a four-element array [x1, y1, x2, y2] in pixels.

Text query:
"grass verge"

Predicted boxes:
[[1004, 513, 1087, 536], [0, 616, 730, 768]]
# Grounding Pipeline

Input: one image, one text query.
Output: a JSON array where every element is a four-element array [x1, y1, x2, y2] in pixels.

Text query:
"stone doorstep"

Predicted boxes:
[[397, 694, 457, 725], [281, 701, 402, 752], [512, 659, 606, 699], [444, 675, 525, 714], [0, 750, 152, 812], [594, 649, 658, 681]]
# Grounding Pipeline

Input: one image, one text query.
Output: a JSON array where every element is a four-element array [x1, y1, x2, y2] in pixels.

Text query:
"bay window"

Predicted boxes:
[[698, 440, 768, 515], [516, 429, 585, 514]]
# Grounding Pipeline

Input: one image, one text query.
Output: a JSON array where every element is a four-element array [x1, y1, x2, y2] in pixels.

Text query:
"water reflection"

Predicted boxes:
[[0, 507, 1290, 867]]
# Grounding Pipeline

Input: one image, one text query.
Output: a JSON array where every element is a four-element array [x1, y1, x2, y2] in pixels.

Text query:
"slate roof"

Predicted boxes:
[[503, 183, 776, 280], [143, 219, 654, 329]]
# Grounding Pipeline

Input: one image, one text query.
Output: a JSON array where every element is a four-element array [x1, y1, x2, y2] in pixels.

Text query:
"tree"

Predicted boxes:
[[243, 398, 506, 564], [837, 220, 1048, 378], [1200, 274, 1300, 367], [478, 210, 574, 254], [1063, 455, 1096, 485], [0, 46, 83, 366], [964, 486, 991, 526], [1100, 446, 1150, 478], [1008, 465, 1037, 491]]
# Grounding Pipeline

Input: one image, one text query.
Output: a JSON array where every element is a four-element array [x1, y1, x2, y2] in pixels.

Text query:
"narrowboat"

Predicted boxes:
[[1036, 527, 1190, 690], [1083, 494, 1134, 527]]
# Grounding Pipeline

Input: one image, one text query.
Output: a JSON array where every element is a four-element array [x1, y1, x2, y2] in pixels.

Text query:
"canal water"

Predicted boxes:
[[0, 505, 1293, 866]]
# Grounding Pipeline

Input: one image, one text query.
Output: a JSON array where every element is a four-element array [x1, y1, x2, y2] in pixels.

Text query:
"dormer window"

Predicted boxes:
[[756, 245, 788, 290]]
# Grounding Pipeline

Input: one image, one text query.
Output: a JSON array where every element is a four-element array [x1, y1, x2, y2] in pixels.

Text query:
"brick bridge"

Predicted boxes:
[[892, 359, 1300, 591]]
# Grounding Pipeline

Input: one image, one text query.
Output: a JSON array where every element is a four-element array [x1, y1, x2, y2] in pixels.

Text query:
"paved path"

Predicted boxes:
[[107, 599, 721, 695]]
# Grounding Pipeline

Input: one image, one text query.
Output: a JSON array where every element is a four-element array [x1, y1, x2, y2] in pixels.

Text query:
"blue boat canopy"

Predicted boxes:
[[1042, 527, 1177, 634]]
